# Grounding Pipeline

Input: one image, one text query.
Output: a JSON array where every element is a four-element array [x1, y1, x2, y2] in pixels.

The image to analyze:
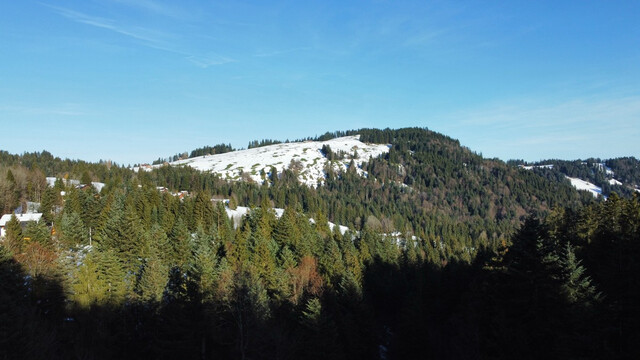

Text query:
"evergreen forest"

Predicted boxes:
[[1, 128, 639, 359]]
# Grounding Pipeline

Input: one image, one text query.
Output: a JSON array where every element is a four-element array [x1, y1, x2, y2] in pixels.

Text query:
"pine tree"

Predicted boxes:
[[148, 223, 171, 264], [301, 297, 322, 328], [318, 237, 345, 285], [23, 221, 51, 248], [60, 212, 88, 247], [5, 214, 23, 254], [190, 226, 218, 302], [273, 207, 297, 247], [120, 204, 147, 269], [96, 201, 125, 250], [169, 217, 191, 268], [193, 190, 214, 229], [65, 186, 83, 216], [250, 230, 278, 292], [81, 171, 92, 185], [228, 221, 251, 270], [72, 250, 127, 307], [136, 247, 169, 303], [558, 243, 600, 308], [3, 170, 19, 212], [39, 186, 57, 223], [81, 188, 101, 230]]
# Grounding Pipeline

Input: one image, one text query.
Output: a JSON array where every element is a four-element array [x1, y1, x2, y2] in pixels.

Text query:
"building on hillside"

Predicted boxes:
[[0, 213, 43, 238]]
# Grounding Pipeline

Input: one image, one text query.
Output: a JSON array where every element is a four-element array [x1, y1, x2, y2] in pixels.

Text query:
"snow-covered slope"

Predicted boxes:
[[566, 176, 605, 198], [518, 163, 616, 199], [157, 135, 390, 187]]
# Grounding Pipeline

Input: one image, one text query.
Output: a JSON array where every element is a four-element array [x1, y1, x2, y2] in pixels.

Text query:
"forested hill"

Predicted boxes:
[[510, 156, 640, 198], [2, 127, 598, 262], [2, 127, 638, 359]]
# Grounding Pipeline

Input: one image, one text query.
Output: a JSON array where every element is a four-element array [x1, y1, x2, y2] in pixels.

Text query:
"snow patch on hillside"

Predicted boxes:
[[567, 176, 605, 198], [518, 164, 554, 170], [225, 206, 285, 225], [225, 206, 350, 235], [46, 177, 105, 192], [596, 163, 614, 176], [150, 135, 390, 187], [609, 178, 622, 186]]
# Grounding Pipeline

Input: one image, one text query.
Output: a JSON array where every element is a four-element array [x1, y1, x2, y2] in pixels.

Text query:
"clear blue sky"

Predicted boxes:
[[1, 0, 639, 165]]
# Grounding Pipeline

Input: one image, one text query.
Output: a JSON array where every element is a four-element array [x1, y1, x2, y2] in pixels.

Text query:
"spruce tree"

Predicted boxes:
[[23, 221, 51, 248], [169, 217, 191, 268], [558, 243, 600, 308], [193, 190, 214, 229], [136, 247, 169, 304], [39, 186, 57, 223], [60, 212, 88, 247], [5, 214, 23, 254]]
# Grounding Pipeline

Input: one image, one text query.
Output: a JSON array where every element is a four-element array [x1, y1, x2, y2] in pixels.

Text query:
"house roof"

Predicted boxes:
[[0, 213, 43, 227]]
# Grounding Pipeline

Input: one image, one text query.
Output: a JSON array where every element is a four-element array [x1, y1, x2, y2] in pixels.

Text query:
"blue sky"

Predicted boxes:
[[1, 0, 638, 165]]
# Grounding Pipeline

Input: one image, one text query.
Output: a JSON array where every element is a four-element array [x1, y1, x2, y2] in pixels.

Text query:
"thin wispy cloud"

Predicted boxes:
[[43, 3, 234, 68], [43, 4, 168, 45]]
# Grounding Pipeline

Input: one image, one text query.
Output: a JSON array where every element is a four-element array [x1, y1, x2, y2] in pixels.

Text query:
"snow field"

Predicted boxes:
[[166, 135, 390, 187]]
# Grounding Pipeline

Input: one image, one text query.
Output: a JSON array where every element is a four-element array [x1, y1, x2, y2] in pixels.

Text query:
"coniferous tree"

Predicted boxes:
[[60, 212, 88, 247], [193, 190, 214, 229], [169, 217, 191, 268], [228, 222, 251, 270], [39, 186, 57, 224], [120, 204, 147, 269], [136, 247, 169, 304], [558, 243, 600, 308], [23, 221, 51, 248], [4, 214, 23, 255], [72, 249, 127, 307]]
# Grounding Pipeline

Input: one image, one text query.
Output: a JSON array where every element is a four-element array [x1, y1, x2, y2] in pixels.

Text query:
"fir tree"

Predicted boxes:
[[39, 186, 57, 223], [4, 214, 23, 254], [23, 221, 51, 248], [558, 243, 600, 308], [60, 212, 89, 247], [136, 248, 169, 304], [169, 217, 191, 268]]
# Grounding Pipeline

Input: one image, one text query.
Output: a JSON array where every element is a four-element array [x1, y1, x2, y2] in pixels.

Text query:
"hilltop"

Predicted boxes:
[[141, 135, 389, 187]]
